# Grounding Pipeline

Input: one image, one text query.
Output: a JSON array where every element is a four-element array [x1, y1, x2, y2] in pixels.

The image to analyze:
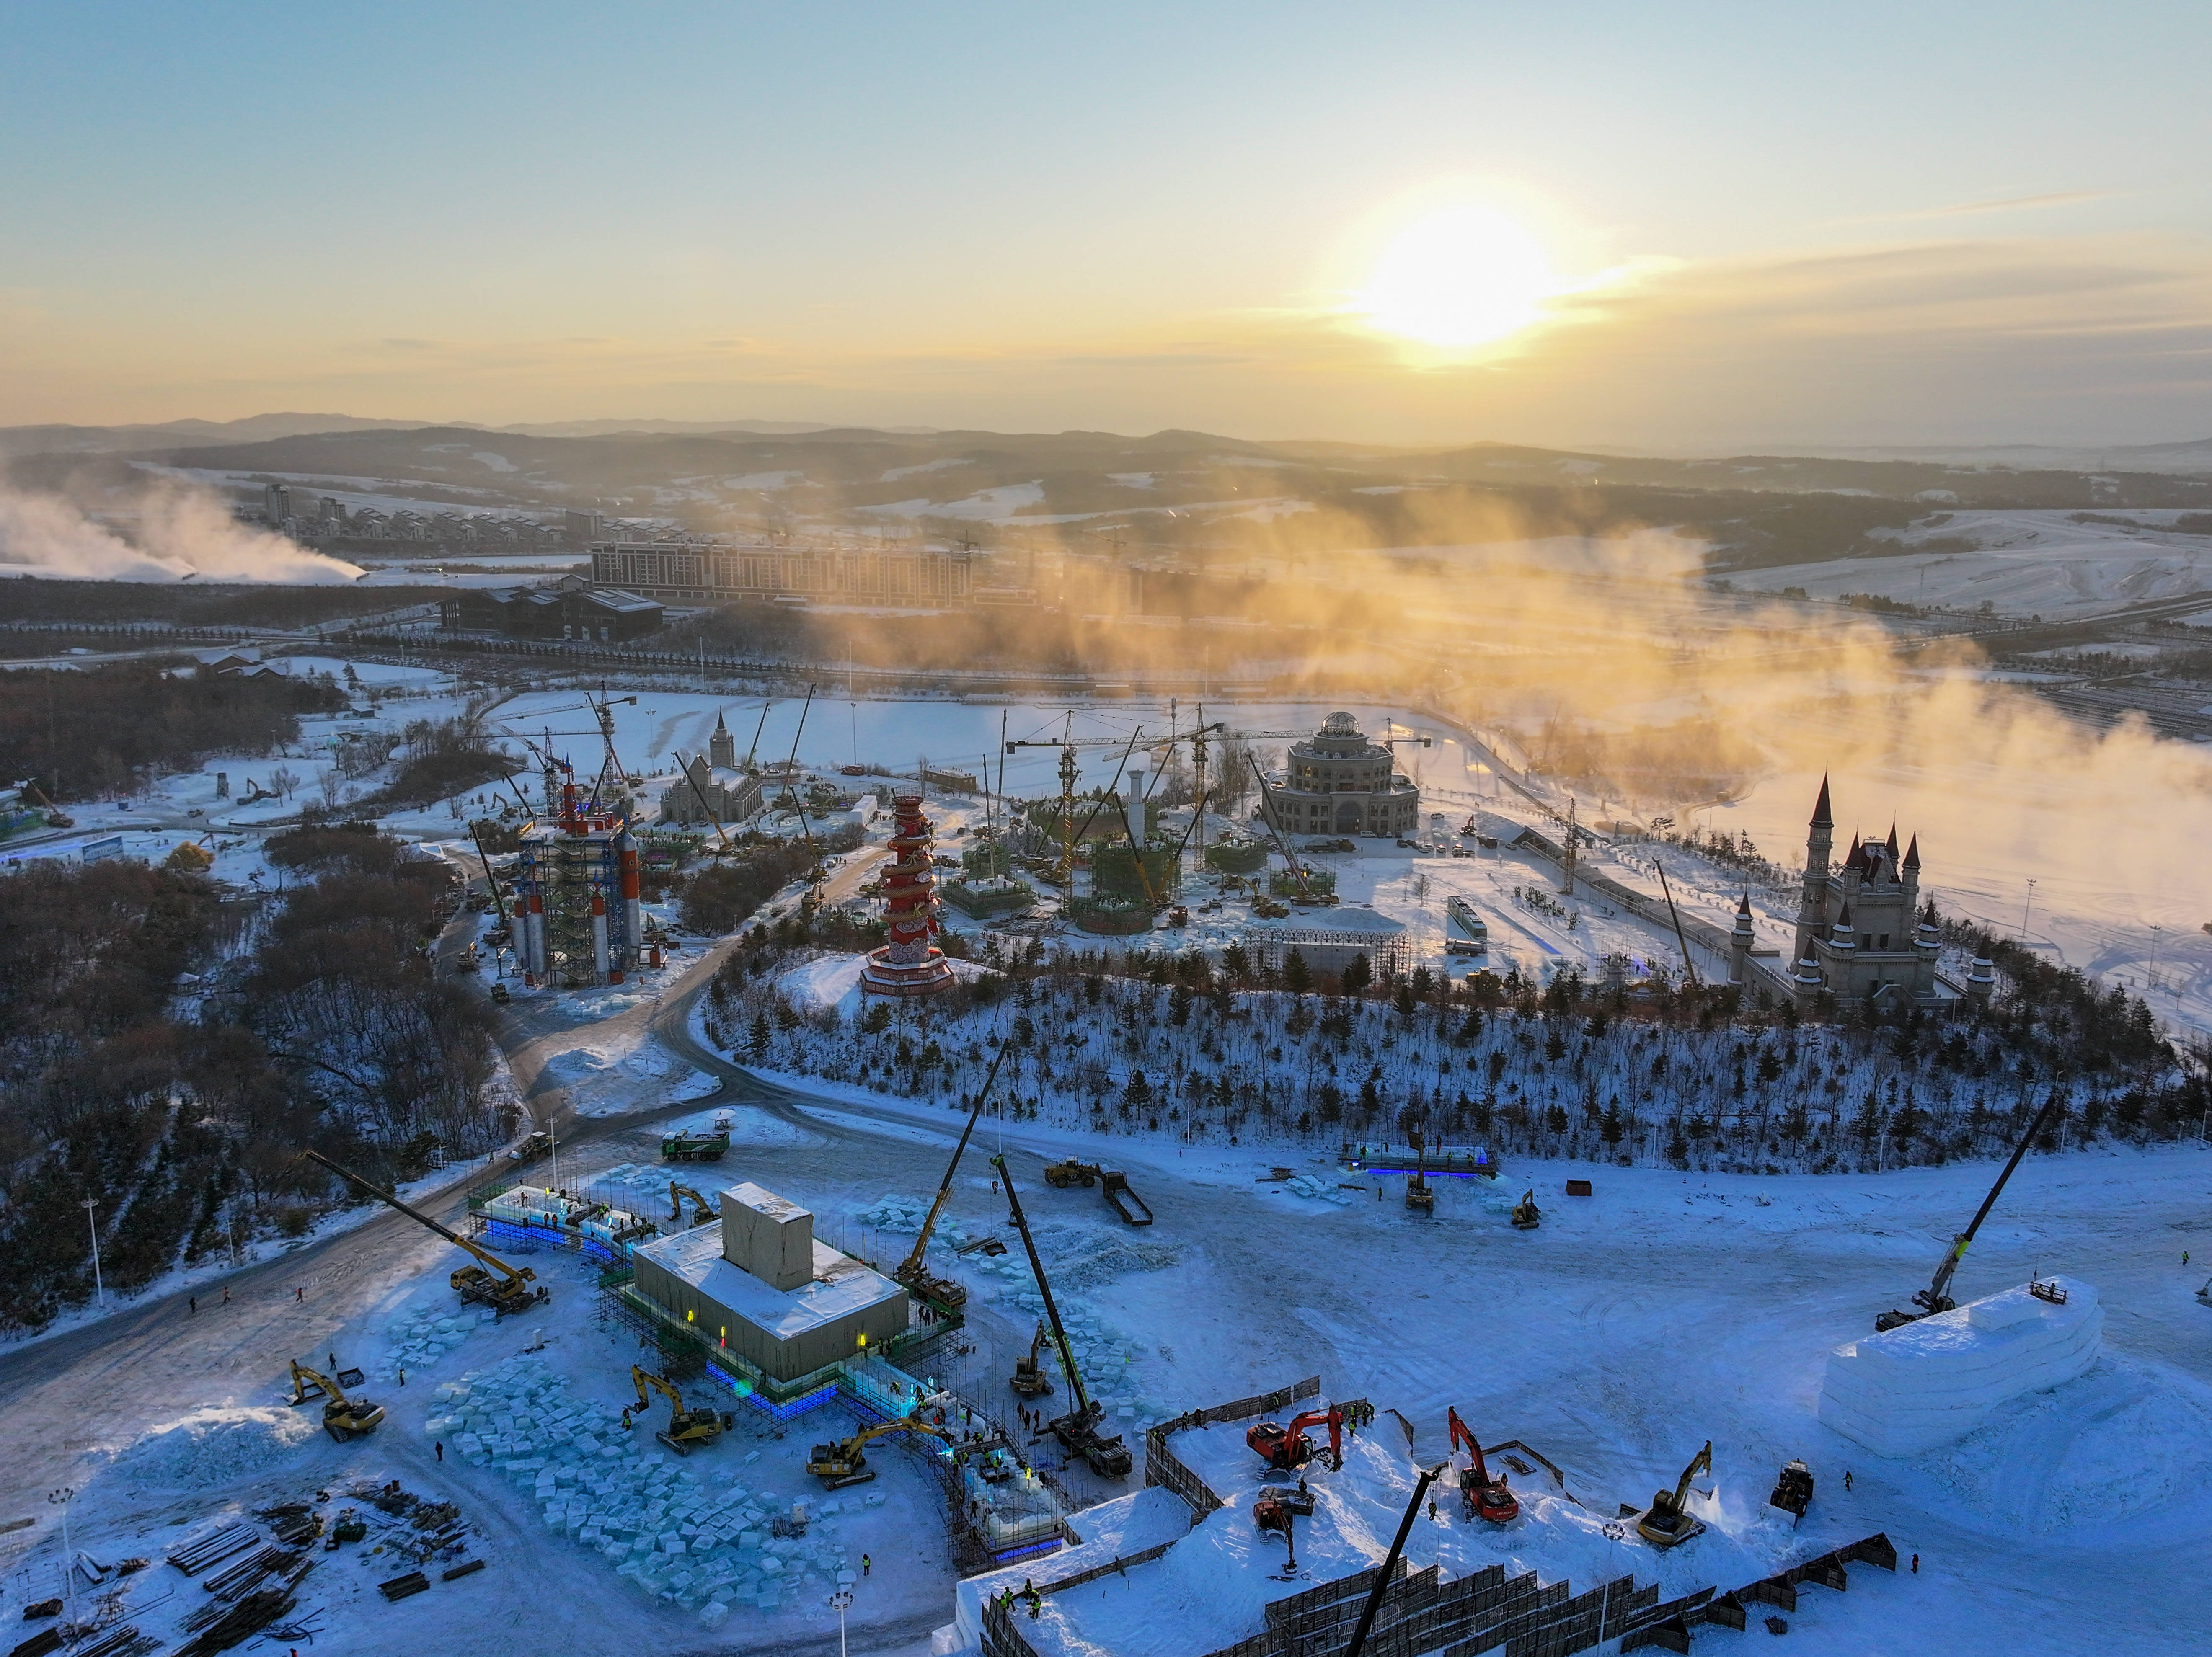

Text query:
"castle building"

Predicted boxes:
[[656, 713, 763, 828], [1258, 712, 1421, 839], [1785, 777, 1964, 1011]]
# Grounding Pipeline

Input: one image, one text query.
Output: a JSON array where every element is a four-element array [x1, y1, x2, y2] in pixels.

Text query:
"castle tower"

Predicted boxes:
[[1793, 775, 1835, 963], [1729, 891, 1755, 986], [708, 712, 737, 771], [861, 792, 956, 997]]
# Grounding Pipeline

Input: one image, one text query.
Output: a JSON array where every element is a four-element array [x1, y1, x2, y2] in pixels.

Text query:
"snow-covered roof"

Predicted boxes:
[[633, 1222, 903, 1338]]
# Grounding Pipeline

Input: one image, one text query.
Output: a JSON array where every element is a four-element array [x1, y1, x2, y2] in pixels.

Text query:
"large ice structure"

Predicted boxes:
[[1818, 1277, 2102, 1457]]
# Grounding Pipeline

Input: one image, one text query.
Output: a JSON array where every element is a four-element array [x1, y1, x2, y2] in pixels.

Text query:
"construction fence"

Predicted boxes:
[[992, 1368, 1901, 1657], [1142, 1374, 1323, 1523]]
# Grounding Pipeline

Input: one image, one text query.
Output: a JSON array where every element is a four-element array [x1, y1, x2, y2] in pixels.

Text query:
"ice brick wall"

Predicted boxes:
[[1818, 1278, 2103, 1457]]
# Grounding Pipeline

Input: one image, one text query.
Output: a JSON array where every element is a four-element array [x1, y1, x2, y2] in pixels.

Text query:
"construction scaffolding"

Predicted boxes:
[[514, 777, 643, 988]]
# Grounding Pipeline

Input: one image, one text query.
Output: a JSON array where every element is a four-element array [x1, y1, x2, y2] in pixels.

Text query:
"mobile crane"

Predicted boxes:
[[301, 1149, 548, 1319], [1875, 1092, 2065, 1331], [1446, 1406, 1517, 1523], [990, 1153, 1133, 1478], [1635, 1440, 1712, 1548], [1247, 1405, 1345, 1474], [287, 1361, 385, 1442], [632, 1365, 727, 1454], [806, 1418, 957, 1488], [895, 1044, 1012, 1312]]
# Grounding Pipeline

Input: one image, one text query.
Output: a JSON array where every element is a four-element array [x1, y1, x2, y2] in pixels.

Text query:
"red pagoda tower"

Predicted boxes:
[[861, 792, 956, 997]]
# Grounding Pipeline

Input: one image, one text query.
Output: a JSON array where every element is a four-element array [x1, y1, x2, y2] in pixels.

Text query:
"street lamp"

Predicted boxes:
[[830, 1588, 854, 1657], [80, 1200, 103, 1307], [47, 1487, 77, 1628]]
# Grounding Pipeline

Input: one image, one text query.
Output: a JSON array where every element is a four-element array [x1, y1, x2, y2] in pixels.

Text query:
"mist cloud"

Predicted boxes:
[[0, 485, 364, 584]]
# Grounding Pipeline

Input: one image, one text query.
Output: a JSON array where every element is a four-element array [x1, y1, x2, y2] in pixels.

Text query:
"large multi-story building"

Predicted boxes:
[[589, 539, 973, 605], [1258, 712, 1421, 839]]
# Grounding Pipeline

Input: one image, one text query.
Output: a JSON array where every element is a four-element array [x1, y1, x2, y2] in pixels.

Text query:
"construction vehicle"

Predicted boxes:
[[632, 1366, 727, 1455], [954, 1234, 1008, 1259], [302, 1149, 548, 1319], [895, 1045, 1012, 1312], [661, 1126, 730, 1162], [991, 1153, 1133, 1478], [287, 1361, 385, 1443], [1247, 1406, 1345, 1474], [1010, 1321, 1054, 1398], [1635, 1440, 1712, 1548], [669, 1182, 716, 1227], [1876, 1092, 2065, 1331], [1253, 1484, 1312, 1577], [21, 781, 73, 829], [1511, 1189, 1542, 1229], [1041, 1158, 1153, 1226], [489, 981, 512, 1004], [509, 1129, 551, 1162], [1444, 895, 1488, 953], [1406, 1134, 1434, 1214], [1769, 1459, 1815, 1524], [1447, 1407, 1517, 1523], [806, 1417, 956, 1489]]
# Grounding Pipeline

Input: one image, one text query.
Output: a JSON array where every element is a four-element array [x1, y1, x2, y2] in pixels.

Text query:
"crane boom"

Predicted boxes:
[[301, 1148, 534, 1292], [897, 1041, 1013, 1291], [991, 1153, 1092, 1419], [1879, 1090, 2066, 1329]]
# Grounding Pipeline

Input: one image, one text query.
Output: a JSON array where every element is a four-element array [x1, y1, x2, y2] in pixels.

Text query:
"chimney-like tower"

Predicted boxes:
[[1793, 774, 1835, 964]]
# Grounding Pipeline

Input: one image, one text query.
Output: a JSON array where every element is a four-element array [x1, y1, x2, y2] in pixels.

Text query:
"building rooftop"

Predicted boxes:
[[633, 1222, 905, 1339]]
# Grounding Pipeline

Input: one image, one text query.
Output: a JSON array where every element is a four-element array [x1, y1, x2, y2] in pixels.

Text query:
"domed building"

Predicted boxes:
[[1258, 712, 1421, 839]]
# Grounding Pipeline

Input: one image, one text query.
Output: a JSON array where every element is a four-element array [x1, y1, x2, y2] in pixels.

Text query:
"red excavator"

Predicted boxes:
[[1247, 1406, 1344, 1474], [1447, 1406, 1519, 1523]]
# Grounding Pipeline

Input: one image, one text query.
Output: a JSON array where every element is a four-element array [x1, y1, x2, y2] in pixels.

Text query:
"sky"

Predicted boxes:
[[2, 2, 2210, 449]]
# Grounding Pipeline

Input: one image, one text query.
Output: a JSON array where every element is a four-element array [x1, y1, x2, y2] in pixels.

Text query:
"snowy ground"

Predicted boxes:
[[1727, 509, 2212, 619]]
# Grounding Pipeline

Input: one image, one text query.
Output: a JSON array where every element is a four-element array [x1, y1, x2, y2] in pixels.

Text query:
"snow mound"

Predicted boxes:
[[113, 1406, 319, 1489], [1819, 1277, 2103, 1457], [1917, 1355, 2212, 1533], [1284, 1173, 1356, 1205]]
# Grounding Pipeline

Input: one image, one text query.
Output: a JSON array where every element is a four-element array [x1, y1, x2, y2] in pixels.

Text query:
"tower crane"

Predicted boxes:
[[990, 1153, 1132, 1477]]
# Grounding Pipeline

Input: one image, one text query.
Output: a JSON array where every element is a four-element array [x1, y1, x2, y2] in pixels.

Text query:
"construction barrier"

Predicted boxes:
[[1142, 1374, 1322, 1525]]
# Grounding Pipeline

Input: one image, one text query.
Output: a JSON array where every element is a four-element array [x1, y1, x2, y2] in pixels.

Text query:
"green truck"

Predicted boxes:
[[660, 1129, 730, 1163]]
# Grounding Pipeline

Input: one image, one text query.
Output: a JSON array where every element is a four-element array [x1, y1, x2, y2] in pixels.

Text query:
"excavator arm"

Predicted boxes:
[[302, 1148, 536, 1293], [633, 1365, 684, 1416], [897, 1042, 1013, 1287], [1670, 1441, 1713, 1511], [991, 1153, 1090, 1418], [1447, 1406, 1490, 1484]]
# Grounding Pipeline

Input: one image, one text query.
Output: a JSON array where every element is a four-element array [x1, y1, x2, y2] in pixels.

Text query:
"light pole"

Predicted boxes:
[[47, 1487, 76, 1628], [2021, 878, 2038, 940], [830, 1588, 854, 1657], [80, 1200, 103, 1307]]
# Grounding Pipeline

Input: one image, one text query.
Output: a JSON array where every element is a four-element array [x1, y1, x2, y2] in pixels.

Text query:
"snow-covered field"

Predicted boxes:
[[1729, 509, 2212, 618]]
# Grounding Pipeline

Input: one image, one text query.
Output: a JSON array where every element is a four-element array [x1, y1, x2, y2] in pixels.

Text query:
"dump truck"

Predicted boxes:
[[660, 1128, 730, 1162]]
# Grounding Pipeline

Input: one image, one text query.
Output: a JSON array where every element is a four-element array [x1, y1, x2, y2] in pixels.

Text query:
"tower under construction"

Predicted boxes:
[[514, 778, 644, 988], [861, 792, 956, 997]]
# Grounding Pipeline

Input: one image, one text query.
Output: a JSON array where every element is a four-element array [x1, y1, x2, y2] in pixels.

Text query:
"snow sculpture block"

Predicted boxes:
[[1818, 1277, 2102, 1457]]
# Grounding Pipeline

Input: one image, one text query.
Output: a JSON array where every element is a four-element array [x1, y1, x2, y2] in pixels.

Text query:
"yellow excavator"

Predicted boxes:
[[807, 1417, 956, 1489], [288, 1360, 385, 1442], [1010, 1320, 1054, 1398], [669, 1182, 716, 1227], [1511, 1189, 1542, 1229], [632, 1366, 727, 1454], [1636, 1440, 1712, 1547], [302, 1149, 548, 1319]]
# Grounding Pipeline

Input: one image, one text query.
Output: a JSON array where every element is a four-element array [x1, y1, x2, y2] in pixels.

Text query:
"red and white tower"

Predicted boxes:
[[861, 792, 956, 997]]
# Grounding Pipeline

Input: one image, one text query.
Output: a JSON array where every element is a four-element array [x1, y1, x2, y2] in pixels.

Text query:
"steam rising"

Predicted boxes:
[[0, 485, 364, 584]]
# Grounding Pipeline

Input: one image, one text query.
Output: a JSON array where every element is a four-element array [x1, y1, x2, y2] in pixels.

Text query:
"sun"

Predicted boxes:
[[1356, 206, 1558, 350]]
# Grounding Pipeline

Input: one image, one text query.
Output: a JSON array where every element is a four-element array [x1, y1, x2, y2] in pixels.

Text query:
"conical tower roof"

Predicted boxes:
[[1810, 774, 1833, 827], [1903, 833, 1920, 871]]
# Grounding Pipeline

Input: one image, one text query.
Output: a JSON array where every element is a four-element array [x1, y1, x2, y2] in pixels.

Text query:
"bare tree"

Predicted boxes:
[[269, 765, 301, 801]]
